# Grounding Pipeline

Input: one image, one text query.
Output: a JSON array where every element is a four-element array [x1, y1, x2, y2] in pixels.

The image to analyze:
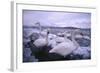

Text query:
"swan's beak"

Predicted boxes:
[[47, 31, 49, 34], [46, 28, 50, 35], [80, 32, 84, 36]]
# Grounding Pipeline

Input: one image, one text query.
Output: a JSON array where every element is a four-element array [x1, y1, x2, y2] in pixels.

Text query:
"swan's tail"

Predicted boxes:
[[49, 49, 55, 53]]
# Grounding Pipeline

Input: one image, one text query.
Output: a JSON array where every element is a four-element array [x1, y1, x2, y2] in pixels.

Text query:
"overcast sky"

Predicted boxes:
[[23, 10, 91, 28]]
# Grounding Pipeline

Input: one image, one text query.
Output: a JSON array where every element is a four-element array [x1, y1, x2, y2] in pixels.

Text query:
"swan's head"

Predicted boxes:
[[63, 31, 71, 38], [46, 29, 50, 35]]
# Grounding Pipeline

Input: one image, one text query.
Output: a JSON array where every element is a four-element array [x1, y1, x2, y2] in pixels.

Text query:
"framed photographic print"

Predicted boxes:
[[11, 1, 97, 71]]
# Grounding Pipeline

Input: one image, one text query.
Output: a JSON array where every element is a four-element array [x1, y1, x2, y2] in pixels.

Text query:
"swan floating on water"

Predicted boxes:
[[48, 31, 71, 48], [33, 22, 50, 48], [33, 29, 49, 48]]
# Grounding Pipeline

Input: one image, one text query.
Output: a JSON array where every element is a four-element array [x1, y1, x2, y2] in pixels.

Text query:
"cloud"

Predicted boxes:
[[23, 10, 91, 28]]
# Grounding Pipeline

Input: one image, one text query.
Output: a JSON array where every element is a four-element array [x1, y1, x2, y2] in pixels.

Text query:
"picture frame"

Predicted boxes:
[[11, 1, 97, 71]]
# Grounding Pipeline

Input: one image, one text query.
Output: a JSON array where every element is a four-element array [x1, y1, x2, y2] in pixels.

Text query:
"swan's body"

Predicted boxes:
[[33, 38, 47, 48], [75, 34, 90, 40], [48, 34, 57, 40], [55, 36, 66, 43], [49, 31, 79, 57], [48, 33, 71, 48], [55, 36, 71, 44], [48, 34, 57, 48], [48, 36, 71, 48], [75, 34, 83, 39], [49, 41, 77, 57], [33, 31, 49, 47], [57, 32, 71, 37], [48, 39, 57, 48]]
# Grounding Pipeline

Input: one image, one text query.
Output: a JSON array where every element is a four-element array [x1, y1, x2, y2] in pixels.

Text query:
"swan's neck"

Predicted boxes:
[[71, 32, 79, 49], [38, 23, 42, 37], [64, 33, 69, 41], [45, 31, 49, 45]]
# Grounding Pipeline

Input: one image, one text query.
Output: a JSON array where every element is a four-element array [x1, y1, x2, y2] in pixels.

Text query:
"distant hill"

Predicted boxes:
[[23, 25, 90, 30]]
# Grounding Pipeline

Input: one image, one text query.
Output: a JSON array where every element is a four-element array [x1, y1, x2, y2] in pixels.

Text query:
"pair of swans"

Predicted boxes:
[[33, 22, 58, 48], [33, 22, 90, 58]]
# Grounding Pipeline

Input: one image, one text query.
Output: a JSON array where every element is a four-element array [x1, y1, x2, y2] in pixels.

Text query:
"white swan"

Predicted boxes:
[[48, 32, 71, 48], [33, 28, 49, 48], [55, 36, 66, 43], [35, 22, 42, 37], [47, 33, 57, 48], [48, 39, 57, 48], [73, 29, 90, 40], [33, 23, 49, 47], [75, 34, 83, 39], [55, 32, 71, 44], [49, 31, 80, 57], [75, 33, 90, 40]]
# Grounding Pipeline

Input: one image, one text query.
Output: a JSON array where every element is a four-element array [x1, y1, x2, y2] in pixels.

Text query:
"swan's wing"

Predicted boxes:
[[48, 40, 57, 48], [33, 39, 46, 47], [49, 42, 76, 56], [57, 43, 76, 56]]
